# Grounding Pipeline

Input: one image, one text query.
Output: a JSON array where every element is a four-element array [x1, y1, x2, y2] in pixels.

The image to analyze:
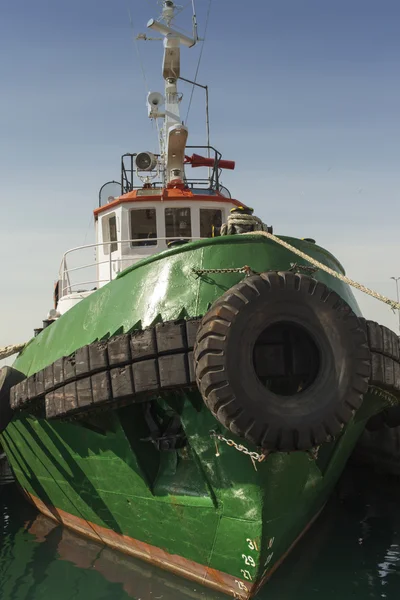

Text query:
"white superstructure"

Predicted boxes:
[[47, 2, 238, 323]]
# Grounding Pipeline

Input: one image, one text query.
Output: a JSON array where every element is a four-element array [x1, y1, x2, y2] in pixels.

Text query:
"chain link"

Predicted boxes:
[[211, 430, 323, 463], [193, 265, 254, 276], [289, 262, 318, 275], [210, 431, 268, 463], [368, 385, 400, 408], [307, 446, 320, 460]]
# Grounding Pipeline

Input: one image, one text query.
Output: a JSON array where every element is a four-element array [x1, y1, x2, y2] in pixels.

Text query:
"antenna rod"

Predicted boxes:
[[191, 0, 199, 41], [179, 76, 210, 159]]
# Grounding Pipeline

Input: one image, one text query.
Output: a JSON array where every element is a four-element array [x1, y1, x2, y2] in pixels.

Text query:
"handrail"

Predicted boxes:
[[59, 237, 204, 299], [60, 237, 203, 263], [63, 279, 110, 291], [118, 146, 229, 198]]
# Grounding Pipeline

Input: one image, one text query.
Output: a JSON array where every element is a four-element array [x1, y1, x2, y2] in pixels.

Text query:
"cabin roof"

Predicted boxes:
[[93, 185, 247, 219]]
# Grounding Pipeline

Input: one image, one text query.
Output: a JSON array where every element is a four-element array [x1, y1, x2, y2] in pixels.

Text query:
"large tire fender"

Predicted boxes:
[[194, 271, 371, 451]]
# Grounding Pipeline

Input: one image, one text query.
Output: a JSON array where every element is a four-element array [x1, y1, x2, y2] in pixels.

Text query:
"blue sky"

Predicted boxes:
[[1, 0, 400, 358]]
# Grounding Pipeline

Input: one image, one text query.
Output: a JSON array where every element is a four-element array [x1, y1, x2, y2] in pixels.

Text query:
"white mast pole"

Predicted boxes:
[[147, 1, 196, 184]]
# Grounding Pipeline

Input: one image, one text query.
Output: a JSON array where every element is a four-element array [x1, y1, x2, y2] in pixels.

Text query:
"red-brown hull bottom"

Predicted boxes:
[[24, 489, 323, 599]]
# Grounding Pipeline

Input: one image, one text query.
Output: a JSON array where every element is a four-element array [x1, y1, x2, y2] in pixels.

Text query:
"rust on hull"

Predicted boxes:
[[24, 489, 325, 599], [25, 490, 250, 599]]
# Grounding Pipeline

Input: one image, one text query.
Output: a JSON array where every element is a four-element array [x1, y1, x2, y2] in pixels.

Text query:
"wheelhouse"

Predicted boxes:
[[56, 147, 243, 315]]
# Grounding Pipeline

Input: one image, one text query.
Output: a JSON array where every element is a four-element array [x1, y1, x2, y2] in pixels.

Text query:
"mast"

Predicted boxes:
[[146, 1, 197, 184]]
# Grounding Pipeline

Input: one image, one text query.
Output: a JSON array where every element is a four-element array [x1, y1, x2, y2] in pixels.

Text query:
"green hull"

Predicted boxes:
[[1, 236, 390, 598]]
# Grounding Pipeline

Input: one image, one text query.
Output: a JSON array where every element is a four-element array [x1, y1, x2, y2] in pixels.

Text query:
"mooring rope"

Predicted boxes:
[[0, 344, 26, 361], [220, 213, 270, 235], [244, 229, 400, 311], [220, 212, 400, 311], [1, 219, 398, 362]]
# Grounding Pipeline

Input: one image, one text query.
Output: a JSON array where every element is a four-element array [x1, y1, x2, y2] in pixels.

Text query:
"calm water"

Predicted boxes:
[[1, 465, 400, 600]]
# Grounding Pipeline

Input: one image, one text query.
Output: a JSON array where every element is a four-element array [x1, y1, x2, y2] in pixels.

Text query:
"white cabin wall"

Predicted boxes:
[[97, 206, 123, 287], [95, 218, 99, 286], [95, 200, 232, 288], [120, 206, 133, 272], [56, 199, 233, 315]]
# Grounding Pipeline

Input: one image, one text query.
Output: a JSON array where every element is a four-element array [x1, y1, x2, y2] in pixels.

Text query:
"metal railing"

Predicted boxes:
[[98, 146, 231, 206], [58, 237, 203, 299]]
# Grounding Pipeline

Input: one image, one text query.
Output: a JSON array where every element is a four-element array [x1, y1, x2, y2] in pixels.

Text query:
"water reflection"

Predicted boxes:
[[0, 485, 224, 600], [259, 465, 400, 600], [1, 465, 400, 600]]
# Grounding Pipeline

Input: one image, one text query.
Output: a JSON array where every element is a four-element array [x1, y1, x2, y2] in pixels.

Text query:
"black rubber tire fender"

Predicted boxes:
[[194, 271, 371, 451], [0, 366, 26, 432], [352, 425, 400, 477], [363, 320, 400, 431], [383, 406, 400, 428], [367, 406, 400, 431]]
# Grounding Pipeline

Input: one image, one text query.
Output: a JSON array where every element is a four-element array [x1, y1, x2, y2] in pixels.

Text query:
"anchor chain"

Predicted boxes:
[[307, 446, 320, 460], [211, 430, 321, 463], [210, 431, 268, 464], [368, 385, 399, 408], [289, 262, 318, 275], [193, 265, 255, 276]]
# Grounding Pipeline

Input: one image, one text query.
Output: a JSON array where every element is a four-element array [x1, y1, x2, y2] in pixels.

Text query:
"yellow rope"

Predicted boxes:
[[1, 230, 398, 360], [245, 230, 400, 311], [0, 343, 26, 361]]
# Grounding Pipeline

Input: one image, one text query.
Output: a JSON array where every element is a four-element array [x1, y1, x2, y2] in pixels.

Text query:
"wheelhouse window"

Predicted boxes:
[[102, 212, 118, 254], [200, 208, 222, 238], [130, 208, 157, 247], [109, 216, 117, 252], [165, 207, 192, 241]]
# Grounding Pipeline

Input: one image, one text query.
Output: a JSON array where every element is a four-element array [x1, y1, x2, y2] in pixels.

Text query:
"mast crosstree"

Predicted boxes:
[[143, 1, 198, 184]]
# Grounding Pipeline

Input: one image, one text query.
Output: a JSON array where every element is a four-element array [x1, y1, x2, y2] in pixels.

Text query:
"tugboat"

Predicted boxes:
[[0, 2, 399, 598]]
